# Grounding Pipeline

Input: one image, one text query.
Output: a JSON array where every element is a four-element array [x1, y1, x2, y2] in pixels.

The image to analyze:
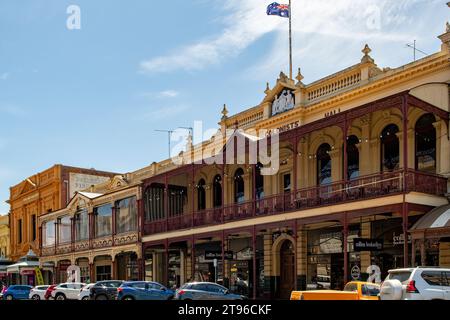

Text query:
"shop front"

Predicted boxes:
[[6, 250, 40, 286], [116, 252, 139, 281]]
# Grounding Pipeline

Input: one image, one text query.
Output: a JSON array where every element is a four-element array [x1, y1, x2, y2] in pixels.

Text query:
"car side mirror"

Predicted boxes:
[[224, 289, 229, 295]]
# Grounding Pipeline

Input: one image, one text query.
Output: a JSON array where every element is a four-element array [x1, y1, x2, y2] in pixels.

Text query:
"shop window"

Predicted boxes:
[[94, 205, 112, 238], [58, 216, 71, 244], [380, 124, 400, 172], [415, 113, 436, 173], [346, 135, 360, 180], [234, 168, 245, 203], [317, 143, 332, 185], [213, 175, 222, 208], [255, 163, 264, 199], [197, 179, 206, 211], [75, 209, 89, 241], [96, 265, 112, 281], [115, 196, 137, 234]]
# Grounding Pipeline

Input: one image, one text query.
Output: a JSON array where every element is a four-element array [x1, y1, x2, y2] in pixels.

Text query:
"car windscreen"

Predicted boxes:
[[387, 271, 412, 284]]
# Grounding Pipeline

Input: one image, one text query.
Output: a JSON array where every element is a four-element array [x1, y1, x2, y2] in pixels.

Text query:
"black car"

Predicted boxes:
[[89, 280, 124, 300]]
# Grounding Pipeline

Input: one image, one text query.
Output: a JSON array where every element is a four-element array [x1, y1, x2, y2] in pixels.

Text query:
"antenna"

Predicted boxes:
[[406, 40, 428, 62], [155, 129, 174, 158]]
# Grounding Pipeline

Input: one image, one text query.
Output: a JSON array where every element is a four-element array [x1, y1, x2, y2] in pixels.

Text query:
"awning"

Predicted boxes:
[[410, 204, 450, 231], [6, 260, 40, 274]]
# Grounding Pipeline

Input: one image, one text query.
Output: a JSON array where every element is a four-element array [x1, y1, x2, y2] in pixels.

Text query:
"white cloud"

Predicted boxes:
[[0, 72, 9, 80], [139, 0, 443, 75], [141, 104, 190, 121], [141, 90, 180, 99]]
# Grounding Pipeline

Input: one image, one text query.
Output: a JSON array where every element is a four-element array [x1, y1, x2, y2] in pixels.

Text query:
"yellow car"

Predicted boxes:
[[290, 281, 380, 300]]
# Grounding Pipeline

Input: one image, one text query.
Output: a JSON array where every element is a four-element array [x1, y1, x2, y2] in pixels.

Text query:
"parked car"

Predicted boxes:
[[90, 280, 124, 300], [380, 267, 450, 300], [175, 282, 246, 300], [117, 281, 174, 300], [44, 284, 57, 300], [2, 285, 33, 300], [78, 283, 95, 300], [29, 285, 50, 300], [51, 282, 86, 300], [291, 281, 380, 300]]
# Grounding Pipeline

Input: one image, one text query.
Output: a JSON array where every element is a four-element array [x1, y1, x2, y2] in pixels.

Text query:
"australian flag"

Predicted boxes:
[[267, 2, 290, 18]]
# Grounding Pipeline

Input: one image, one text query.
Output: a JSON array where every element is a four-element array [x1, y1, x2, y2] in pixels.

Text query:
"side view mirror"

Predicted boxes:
[[223, 289, 229, 295]]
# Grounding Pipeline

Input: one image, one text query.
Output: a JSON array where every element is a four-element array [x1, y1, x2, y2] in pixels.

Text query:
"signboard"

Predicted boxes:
[[35, 267, 44, 286], [393, 233, 412, 246], [69, 173, 110, 198], [20, 269, 35, 276], [353, 238, 384, 251], [204, 251, 233, 260], [351, 265, 361, 280]]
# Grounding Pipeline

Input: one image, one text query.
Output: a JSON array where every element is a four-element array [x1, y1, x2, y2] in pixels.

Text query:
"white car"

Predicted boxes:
[[380, 267, 450, 300], [51, 282, 86, 300], [29, 285, 50, 300], [78, 283, 95, 300]]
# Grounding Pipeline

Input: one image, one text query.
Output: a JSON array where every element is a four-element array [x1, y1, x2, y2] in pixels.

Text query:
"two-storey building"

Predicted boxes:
[[140, 28, 450, 299]]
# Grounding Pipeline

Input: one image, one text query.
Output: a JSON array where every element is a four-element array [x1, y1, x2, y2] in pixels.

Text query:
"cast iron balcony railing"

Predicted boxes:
[[142, 170, 448, 236]]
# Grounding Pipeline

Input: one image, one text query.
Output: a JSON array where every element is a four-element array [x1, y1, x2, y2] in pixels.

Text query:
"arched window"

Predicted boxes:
[[415, 113, 436, 173], [347, 135, 360, 180], [213, 175, 222, 208], [256, 163, 264, 199], [380, 124, 400, 172], [197, 179, 206, 211], [317, 143, 332, 185], [234, 168, 245, 203]]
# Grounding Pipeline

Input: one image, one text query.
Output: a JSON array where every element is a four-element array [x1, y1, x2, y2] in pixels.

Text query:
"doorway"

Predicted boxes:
[[279, 240, 295, 299]]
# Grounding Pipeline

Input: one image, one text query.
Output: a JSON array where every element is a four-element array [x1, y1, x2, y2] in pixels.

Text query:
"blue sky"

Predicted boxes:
[[0, 0, 448, 214]]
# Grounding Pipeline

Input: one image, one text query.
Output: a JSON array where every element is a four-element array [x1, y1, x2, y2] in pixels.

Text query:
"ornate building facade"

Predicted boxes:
[[39, 27, 450, 299], [7, 165, 116, 285], [0, 215, 9, 259]]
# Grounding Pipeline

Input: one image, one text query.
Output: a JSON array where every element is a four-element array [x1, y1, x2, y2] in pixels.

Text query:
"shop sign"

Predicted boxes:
[[351, 265, 361, 280], [20, 269, 35, 276], [353, 238, 384, 251], [236, 247, 253, 261], [393, 233, 412, 246], [204, 251, 233, 260]]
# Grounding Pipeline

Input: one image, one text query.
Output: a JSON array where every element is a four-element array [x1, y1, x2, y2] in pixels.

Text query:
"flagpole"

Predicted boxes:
[[289, 0, 293, 80]]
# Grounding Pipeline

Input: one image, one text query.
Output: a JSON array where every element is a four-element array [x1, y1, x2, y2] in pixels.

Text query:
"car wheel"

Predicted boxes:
[[5, 295, 13, 301], [123, 296, 134, 301], [32, 295, 40, 300], [82, 296, 90, 300], [55, 293, 66, 301], [95, 295, 107, 301]]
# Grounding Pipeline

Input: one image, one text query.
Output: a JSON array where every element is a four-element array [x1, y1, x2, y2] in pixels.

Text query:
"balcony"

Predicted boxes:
[[41, 230, 139, 257], [143, 170, 448, 235]]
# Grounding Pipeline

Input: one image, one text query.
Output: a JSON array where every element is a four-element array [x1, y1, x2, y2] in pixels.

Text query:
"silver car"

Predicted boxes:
[[175, 282, 246, 300]]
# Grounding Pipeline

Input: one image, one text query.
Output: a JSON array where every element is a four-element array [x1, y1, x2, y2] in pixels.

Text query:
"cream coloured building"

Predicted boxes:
[[40, 25, 450, 299]]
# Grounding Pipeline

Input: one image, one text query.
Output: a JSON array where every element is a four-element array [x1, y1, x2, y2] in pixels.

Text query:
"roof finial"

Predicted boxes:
[[295, 68, 304, 83], [264, 82, 271, 95], [221, 104, 228, 121], [361, 44, 374, 63]]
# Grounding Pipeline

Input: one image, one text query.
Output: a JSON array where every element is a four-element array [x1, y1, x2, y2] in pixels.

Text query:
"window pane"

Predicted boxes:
[[116, 197, 137, 234], [43, 220, 55, 247], [95, 205, 112, 237], [58, 216, 71, 244], [421, 271, 442, 286], [75, 209, 89, 241]]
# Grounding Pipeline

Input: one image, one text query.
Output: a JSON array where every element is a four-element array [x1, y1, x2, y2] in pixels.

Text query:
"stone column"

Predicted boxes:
[[329, 149, 341, 182], [360, 221, 372, 272], [359, 116, 371, 175], [440, 242, 450, 268]]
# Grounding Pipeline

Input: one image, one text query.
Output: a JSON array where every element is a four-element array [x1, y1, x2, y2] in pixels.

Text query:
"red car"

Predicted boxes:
[[44, 284, 57, 300]]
